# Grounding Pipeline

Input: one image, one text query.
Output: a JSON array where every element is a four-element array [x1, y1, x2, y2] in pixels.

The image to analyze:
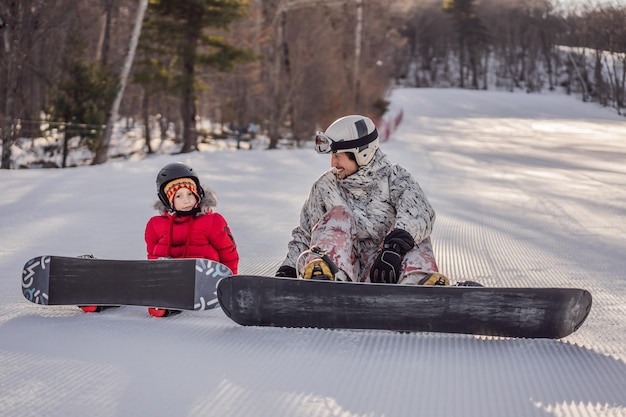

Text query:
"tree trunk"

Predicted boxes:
[[180, 43, 198, 153], [469, 47, 479, 89], [100, 0, 114, 66], [62, 129, 70, 168], [1, 2, 23, 169], [1, 117, 14, 169], [567, 50, 588, 102], [267, 10, 286, 150], [353, 0, 363, 110], [458, 37, 465, 88], [93, 0, 148, 165], [142, 89, 153, 153]]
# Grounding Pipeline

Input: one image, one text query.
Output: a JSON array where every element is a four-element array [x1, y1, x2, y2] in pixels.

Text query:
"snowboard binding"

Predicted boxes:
[[297, 246, 348, 281]]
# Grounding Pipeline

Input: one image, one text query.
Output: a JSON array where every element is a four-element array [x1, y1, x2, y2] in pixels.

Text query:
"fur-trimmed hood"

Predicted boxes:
[[153, 185, 218, 215]]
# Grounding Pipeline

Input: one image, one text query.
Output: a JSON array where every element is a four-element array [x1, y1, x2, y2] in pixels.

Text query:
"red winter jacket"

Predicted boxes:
[[144, 187, 239, 274]]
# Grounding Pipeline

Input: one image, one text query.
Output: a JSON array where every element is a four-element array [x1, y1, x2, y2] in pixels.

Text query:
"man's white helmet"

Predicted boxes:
[[316, 115, 379, 166]]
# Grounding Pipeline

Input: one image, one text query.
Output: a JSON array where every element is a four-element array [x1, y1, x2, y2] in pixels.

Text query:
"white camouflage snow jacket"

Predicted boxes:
[[281, 149, 435, 268]]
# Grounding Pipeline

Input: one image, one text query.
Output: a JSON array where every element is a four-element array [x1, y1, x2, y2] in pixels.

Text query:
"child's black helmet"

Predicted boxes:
[[156, 162, 205, 209]]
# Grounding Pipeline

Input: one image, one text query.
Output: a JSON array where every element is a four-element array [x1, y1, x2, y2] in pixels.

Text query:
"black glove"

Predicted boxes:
[[275, 265, 297, 278], [369, 229, 415, 284]]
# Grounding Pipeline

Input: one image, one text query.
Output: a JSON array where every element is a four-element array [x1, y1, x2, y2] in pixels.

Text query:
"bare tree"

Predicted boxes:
[[1, 0, 74, 167], [0, 1, 23, 168], [93, 0, 148, 165]]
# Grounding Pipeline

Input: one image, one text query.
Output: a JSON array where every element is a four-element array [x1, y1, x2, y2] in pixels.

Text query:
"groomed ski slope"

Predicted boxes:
[[1, 88, 625, 417]]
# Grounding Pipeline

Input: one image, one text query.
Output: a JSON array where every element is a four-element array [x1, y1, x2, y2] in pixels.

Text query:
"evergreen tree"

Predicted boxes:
[[145, 0, 256, 153], [50, 59, 119, 167]]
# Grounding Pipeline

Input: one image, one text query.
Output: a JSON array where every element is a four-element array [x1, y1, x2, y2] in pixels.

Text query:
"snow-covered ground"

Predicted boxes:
[[1, 88, 625, 417]]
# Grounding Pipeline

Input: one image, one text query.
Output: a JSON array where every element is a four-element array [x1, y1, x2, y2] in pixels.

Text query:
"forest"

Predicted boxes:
[[1, 0, 625, 168]]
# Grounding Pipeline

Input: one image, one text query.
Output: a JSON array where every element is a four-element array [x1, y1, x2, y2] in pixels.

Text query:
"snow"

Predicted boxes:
[[1, 88, 626, 417]]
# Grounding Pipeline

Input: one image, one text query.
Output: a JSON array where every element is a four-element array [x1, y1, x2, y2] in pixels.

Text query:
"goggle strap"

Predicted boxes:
[[330, 128, 378, 152]]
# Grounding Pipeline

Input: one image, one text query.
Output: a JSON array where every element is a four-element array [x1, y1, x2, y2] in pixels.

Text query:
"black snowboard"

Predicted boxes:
[[22, 256, 232, 310], [217, 276, 592, 339]]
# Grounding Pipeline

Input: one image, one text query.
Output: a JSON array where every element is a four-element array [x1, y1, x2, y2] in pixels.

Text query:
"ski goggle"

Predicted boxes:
[[314, 128, 379, 154], [314, 132, 334, 154]]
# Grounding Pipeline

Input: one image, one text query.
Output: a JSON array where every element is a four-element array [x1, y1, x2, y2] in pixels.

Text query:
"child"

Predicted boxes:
[[144, 162, 239, 317], [80, 162, 238, 316]]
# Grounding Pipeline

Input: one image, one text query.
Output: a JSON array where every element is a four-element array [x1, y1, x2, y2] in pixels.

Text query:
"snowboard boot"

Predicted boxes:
[[303, 259, 335, 281], [79, 305, 102, 313], [456, 280, 484, 287], [76, 256, 108, 313], [417, 273, 450, 286], [79, 305, 120, 313], [148, 307, 182, 318]]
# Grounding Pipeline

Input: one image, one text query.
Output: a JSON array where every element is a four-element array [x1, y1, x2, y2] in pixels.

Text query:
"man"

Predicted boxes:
[[275, 114, 449, 285]]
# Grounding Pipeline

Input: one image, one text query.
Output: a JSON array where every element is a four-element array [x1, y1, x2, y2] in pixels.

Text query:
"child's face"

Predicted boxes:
[[172, 187, 198, 211]]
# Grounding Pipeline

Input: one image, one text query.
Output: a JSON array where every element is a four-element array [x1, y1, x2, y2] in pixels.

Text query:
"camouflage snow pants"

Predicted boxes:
[[307, 205, 439, 283]]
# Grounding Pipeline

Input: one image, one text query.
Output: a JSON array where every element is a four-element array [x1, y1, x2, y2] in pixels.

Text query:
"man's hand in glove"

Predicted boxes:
[[369, 229, 415, 284]]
